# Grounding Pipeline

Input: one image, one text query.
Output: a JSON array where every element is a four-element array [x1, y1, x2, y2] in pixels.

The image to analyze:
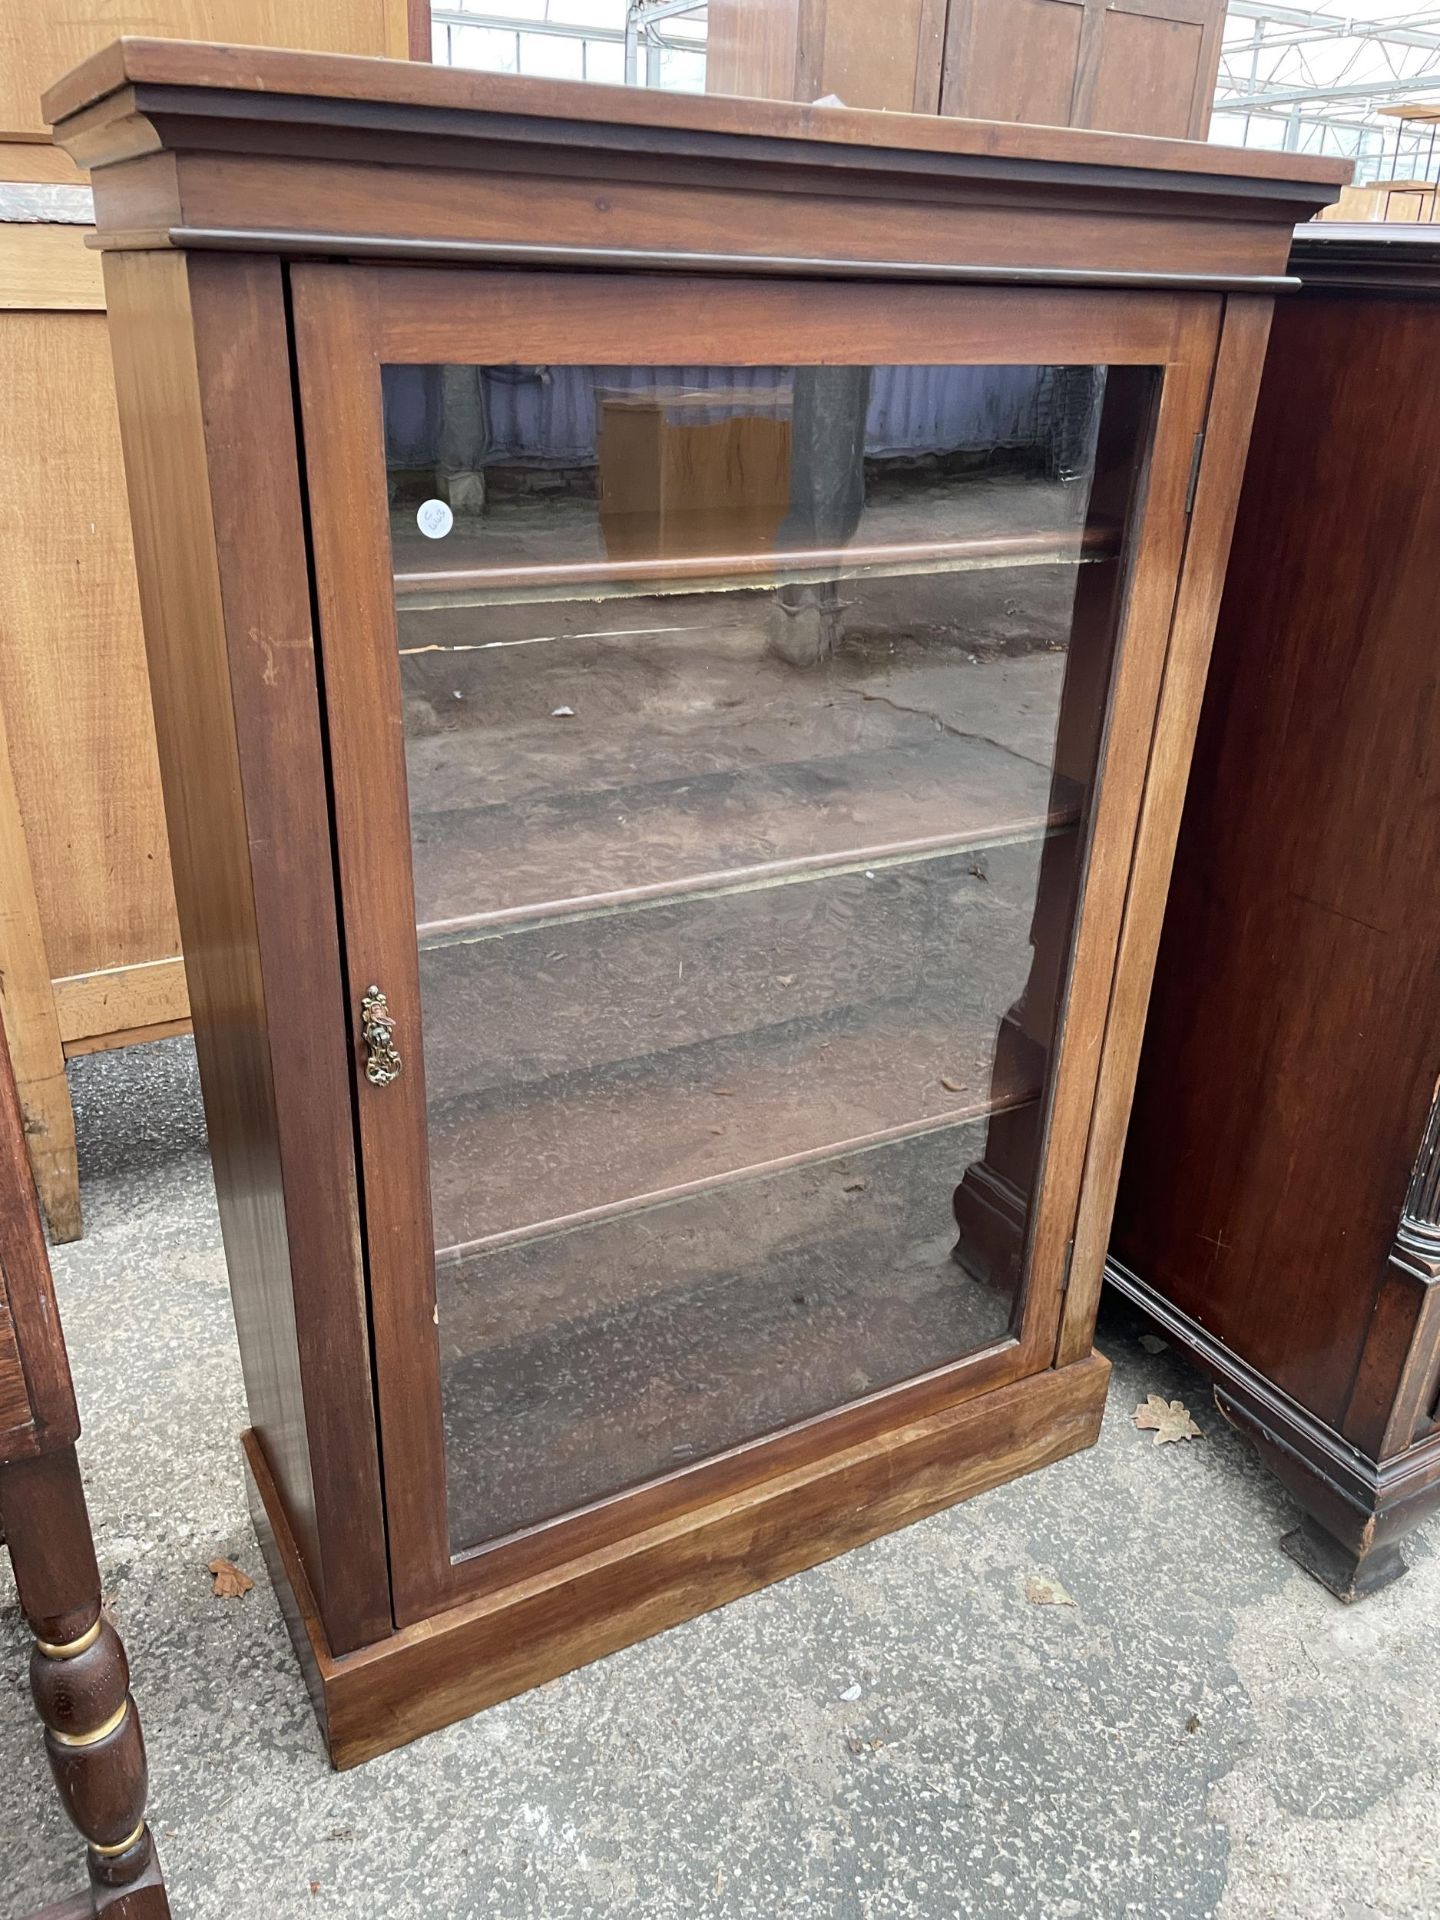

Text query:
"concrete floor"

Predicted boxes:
[[4, 1037, 1439, 1920]]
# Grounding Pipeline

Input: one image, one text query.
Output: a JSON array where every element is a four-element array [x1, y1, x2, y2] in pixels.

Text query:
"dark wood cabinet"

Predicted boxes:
[[49, 39, 1341, 1763], [1110, 225, 1440, 1602], [706, 0, 1225, 137]]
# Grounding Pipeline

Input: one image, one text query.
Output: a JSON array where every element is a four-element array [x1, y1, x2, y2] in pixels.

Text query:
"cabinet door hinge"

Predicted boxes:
[[1184, 431, 1206, 516]]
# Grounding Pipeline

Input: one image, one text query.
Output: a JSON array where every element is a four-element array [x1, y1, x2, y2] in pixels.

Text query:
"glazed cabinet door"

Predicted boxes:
[[291, 269, 1219, 1623]]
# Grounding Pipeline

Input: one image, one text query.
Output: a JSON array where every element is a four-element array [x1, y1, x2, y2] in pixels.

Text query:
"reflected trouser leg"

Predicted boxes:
[[439, 364, 488, 517], [769, 366, 871, 666]]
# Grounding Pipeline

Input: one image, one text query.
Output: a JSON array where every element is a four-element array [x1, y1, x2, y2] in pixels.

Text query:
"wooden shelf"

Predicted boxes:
[[437, 1122, 1020, 1552], [407, 673, 1076, 940], [416, 782, 1077, 948], [395, 522, 1119, 612], [426, 973, 1044, 1260]]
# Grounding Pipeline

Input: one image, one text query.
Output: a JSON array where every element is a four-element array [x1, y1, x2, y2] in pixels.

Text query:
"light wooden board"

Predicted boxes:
[[0, 222, 103, 309], [0, 308, 182, 996], [2, 0, 414, 141], [51, 957, 189, 1044], [0, 143, 88, 186]]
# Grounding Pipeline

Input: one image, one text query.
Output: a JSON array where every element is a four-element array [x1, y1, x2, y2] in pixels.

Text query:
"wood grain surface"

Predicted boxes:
[[1113, 287, 1440, 1432], [5, 0, 414, 141], [0, 1019, 77, 1456]]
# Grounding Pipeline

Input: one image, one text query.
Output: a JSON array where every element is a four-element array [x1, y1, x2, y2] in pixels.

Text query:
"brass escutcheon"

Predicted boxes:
[[360, 984, 403, 1087]]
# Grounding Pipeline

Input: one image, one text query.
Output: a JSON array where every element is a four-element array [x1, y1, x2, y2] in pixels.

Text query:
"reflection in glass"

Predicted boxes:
[[382, 361, 1152, 1555]]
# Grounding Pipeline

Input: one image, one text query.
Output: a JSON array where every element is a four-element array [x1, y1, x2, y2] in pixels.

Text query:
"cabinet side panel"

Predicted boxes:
[[102, 249, 391, 1651], [1112, 293, 1440, 1428]]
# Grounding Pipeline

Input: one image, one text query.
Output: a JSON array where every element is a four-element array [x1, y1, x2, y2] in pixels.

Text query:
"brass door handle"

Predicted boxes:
[[360, 985, 402, 1086]]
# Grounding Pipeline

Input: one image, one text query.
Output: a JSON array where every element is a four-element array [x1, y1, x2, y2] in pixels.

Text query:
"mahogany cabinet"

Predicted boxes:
[[47, 39, 1342, 1764], [1110, 225, 1440, 1603]]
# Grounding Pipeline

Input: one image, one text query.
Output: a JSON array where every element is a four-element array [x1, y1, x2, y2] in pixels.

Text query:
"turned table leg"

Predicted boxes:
[[1, 1448, 169, 1918]]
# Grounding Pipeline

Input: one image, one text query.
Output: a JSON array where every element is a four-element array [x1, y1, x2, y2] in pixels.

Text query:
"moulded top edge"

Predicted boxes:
[[1293, 221, 1440, 262], [1289, 220, 1440, 291], [45, 36, 1350, 200]]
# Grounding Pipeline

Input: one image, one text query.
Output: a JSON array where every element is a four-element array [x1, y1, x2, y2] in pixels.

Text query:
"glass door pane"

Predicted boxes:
[[381, 359, 1153, 1556]]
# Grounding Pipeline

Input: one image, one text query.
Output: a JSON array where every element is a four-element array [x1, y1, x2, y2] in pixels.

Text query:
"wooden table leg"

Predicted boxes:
[[0, 1448, 169, 1918]]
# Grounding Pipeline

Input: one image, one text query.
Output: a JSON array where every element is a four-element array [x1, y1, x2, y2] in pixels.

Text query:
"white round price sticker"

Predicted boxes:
[[416, 498, 454, 540]]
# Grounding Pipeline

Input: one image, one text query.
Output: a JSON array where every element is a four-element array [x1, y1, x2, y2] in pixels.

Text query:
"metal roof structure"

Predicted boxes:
[[429, 1, 708, 93], [1213, 0, 1440, 177]]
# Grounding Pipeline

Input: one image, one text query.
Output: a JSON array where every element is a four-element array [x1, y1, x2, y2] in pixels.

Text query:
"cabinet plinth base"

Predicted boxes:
[[242, 1351, 1110, 1768], [1107, 1255, 1440, 1602], [1280, 1517, 1408, 1603]]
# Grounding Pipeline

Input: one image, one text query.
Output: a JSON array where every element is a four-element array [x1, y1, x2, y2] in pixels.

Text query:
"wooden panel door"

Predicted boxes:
[[1076, 0, 1225, 139], [942, 0, 1225, 138], [799, 0, 947, 111], [704, 0, 805, 100], [706, 0, 946, 111], [941, 0, 1085, 128], [291, 266, 1221, 1626]]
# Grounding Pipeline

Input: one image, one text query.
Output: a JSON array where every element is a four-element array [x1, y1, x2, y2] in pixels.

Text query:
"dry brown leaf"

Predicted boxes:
[[208, 1557, 254, 1599], [843, 1178, 868, 1192], [1133, 1394, 1203, 1446], [1024, 1574, 1076, 1607], [940, 1076, 964, 1093], [712, 1087, 735, 1097]]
